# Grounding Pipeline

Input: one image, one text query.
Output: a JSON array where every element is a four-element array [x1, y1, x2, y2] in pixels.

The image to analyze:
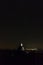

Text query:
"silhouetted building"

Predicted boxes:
[[17, 43, 25, 51]]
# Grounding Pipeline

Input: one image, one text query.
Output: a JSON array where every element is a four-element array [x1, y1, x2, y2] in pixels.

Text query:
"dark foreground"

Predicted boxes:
[[0, 50, 43, 65]]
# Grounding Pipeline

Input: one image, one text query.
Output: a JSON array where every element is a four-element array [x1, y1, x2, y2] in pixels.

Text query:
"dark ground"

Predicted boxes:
[[0, 50, 43, 65]]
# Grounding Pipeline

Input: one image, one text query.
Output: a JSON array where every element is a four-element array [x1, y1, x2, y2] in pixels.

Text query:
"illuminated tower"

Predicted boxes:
[[17, 43, 25, 51]]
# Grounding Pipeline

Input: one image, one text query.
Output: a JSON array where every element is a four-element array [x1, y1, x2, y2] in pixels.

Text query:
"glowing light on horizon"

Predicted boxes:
[[26, 48, 38, 51]]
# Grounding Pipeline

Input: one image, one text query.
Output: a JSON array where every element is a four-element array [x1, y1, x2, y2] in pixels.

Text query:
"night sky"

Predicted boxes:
[[0, 0, 43, 49]]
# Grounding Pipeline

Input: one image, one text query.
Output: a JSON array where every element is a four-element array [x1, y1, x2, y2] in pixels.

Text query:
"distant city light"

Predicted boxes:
[[26, 48, 38, 51]]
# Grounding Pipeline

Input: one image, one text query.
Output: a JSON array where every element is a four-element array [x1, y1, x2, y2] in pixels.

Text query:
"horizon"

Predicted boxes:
[[0, 42, 43, 49]]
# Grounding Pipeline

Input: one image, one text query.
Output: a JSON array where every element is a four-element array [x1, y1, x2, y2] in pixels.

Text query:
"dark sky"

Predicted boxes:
[[0, 0, 43, 49], [0, 21, 43, 49]]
